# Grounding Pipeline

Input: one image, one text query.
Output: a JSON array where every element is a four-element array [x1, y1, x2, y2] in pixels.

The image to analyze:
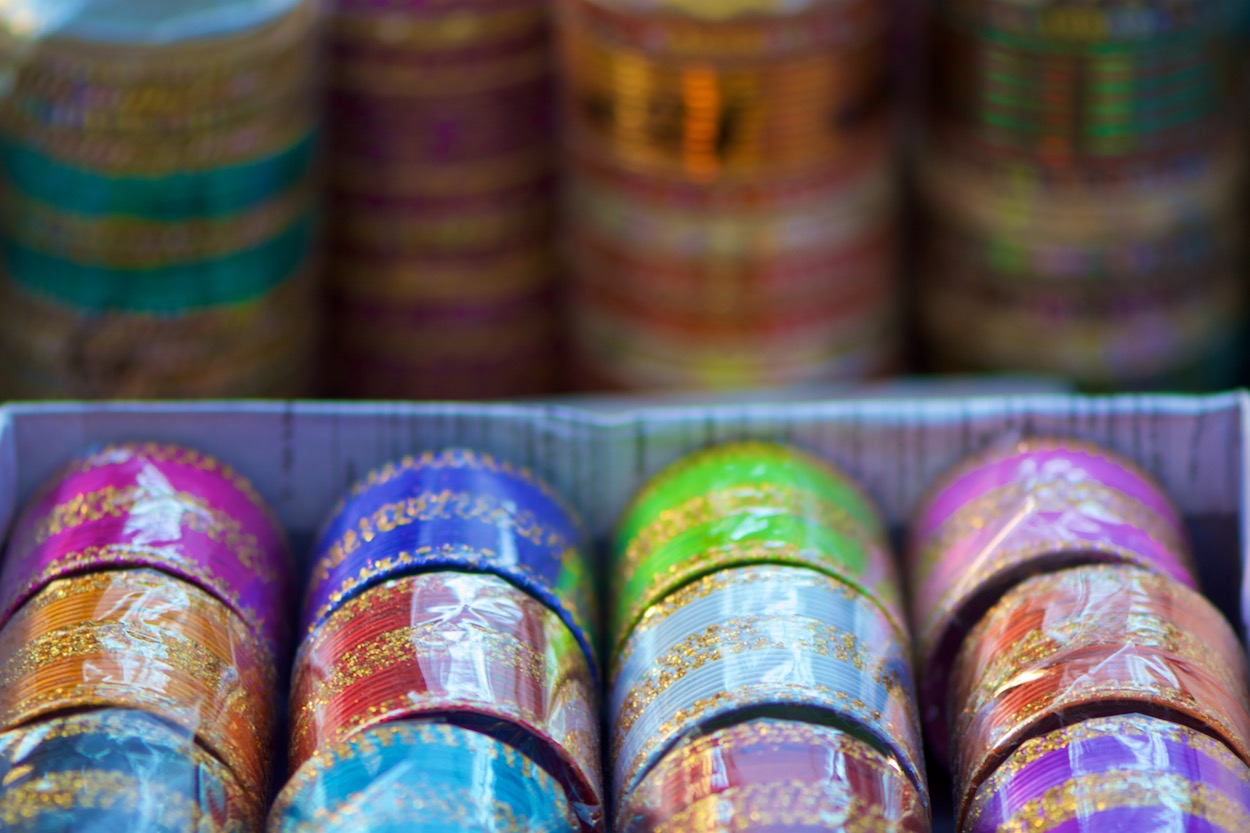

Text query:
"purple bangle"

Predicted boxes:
[[303, 448, 598, 677], [0, 443, 293, 661], [966, 714, 1250, 833], [915, 439, 1186, 542]]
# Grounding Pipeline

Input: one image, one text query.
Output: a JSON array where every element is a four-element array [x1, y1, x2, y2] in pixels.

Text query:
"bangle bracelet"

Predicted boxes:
[[965, 714, 1250, 833], [270, 721, 580, 833], [617, 718, 928, 833], [950, 564, 1250, 826], [290, 571, 602, 830], [610, 564, 923, 813]]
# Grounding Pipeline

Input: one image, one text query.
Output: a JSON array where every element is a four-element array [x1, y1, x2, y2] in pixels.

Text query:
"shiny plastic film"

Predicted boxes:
[[0, 708, 259, 833], [0, 0, 322, 398], [609, 564, 925, 813], [269, 721, 580, 833], [906, 436, 1197, 760], [290, 571, 605, 831], [949, 563, 1250, 827]]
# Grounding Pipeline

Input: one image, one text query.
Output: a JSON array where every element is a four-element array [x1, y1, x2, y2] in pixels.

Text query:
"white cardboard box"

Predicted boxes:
[[0, 393, 1245, 829]]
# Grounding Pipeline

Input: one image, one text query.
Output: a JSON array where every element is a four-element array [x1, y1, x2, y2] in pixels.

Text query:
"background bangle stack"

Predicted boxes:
[[557, 0, 902, 391], [609, 442, 929, 831], [272, 448, 603, 832], [908, 436, 1250, 831], [324, 0, 562, 399], [0, 2, 322, 399], [0, 443, 292, 831], [918, 0, 1247, 389]]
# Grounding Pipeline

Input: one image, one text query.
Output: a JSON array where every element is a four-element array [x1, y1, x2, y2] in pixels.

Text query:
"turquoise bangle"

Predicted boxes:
[[269, 721, 581, 833], [0, 133, 318, 220], [3, 213, 316, 313]]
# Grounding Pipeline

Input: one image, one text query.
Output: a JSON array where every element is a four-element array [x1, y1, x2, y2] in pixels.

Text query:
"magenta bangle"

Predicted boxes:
[[966, 714, 1250, 833], [0, 444, 293, 660]]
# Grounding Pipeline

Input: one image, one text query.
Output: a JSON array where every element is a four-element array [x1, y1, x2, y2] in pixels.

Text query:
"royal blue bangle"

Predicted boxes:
[[269, 721, 581, 833], [304, 448, 599, 678]]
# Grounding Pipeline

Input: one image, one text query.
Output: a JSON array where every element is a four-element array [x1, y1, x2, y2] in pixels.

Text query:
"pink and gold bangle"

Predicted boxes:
[[0, 569, 275, 793], [617, 718, 929, 833], [906, 437, 1196, 760], [289, 571, 603, 831], [0, 443, 294, 661], [949, 563, 1250, 827]]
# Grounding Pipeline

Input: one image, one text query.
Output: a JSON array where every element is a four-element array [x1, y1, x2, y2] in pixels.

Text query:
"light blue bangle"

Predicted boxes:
[[268, 721, 580, 833]]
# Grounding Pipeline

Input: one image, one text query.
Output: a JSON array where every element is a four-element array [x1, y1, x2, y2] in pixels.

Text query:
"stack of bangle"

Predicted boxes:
[[0, 1, 322, 399], [918, 0, 1246, 389], [279, 448, 603, 831], [0, 443, 289, 829], [906, 436, 1198, 759], [324, 0, 561, 398], [908, 436, 1250, 830], [558, 0, 902, 391], [608, 441, 927, 830]]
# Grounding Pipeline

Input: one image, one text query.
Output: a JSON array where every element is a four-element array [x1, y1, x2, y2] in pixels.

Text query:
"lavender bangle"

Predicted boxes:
[[966, 714, 1250, 833], [0, 443, 293, 660], [304, 448, 598, 676]]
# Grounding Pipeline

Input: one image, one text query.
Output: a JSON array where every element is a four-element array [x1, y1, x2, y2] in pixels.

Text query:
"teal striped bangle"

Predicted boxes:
[[4, 213, 316, 313]]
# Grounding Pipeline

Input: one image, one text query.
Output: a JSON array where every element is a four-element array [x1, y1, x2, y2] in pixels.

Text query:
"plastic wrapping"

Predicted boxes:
[[305, 448, 598, 678], [0, 443, 295, 662], [950, 564, 1250, 827], [0, 0, 321, 398], [617, 718, 929, 833], [906, 436, 1196, 760], [0, 708, 259, 833], [611, 441, 904, 654], [290, 570, 603, 831], [0, 568, 276, 795], [268, 721, 579, 832], [609, 564, 923, 812], [965, 714, 1250, 833]]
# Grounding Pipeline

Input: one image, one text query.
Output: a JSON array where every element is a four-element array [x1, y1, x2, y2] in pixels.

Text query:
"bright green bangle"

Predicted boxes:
[[616, 442, 885, 553], [611, 511, 905, 656]]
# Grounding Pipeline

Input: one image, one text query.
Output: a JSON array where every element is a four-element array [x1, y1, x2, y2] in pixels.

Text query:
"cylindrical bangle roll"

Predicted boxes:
[[290, 571, 603, 830], [0, 569, 275, 794], [950, 564, 1250, 825], [907, 437, 1196, 759], [610, 564, 923, 812], [612, 441, 902, 653], [965, 713, 1250, 833], [304, 448, 597, 675], [0, 708, 259, 833], [617, 718, 929, 833], [269, 720, 579, 833], [0, 443, 293, 660]]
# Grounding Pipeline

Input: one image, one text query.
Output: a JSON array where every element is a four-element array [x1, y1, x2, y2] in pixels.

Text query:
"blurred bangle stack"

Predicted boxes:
[[557, 0, 902, 392], [324, 0, 562, 399], [0, 1, 322, 399], [918, 0, 1247, 390]]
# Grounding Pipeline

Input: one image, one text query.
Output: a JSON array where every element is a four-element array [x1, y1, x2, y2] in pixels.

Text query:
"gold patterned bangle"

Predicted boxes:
[[332, 6, 548, 50], [331, 145, 553, 196], [334, 202, 553, 253], [331, 50, 552, 96], [330, 251, 557, 303]]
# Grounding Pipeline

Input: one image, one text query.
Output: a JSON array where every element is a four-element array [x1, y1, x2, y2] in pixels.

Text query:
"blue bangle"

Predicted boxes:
[[0, 709, 255, 833], [269, 721, 580, 833], [304, 448, 599, 678]]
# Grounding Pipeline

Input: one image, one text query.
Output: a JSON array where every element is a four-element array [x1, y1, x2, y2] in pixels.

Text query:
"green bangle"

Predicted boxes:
[[616, 442, 885, 552], [0, 132, 318, 221], [4, 213, 316, 313]]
